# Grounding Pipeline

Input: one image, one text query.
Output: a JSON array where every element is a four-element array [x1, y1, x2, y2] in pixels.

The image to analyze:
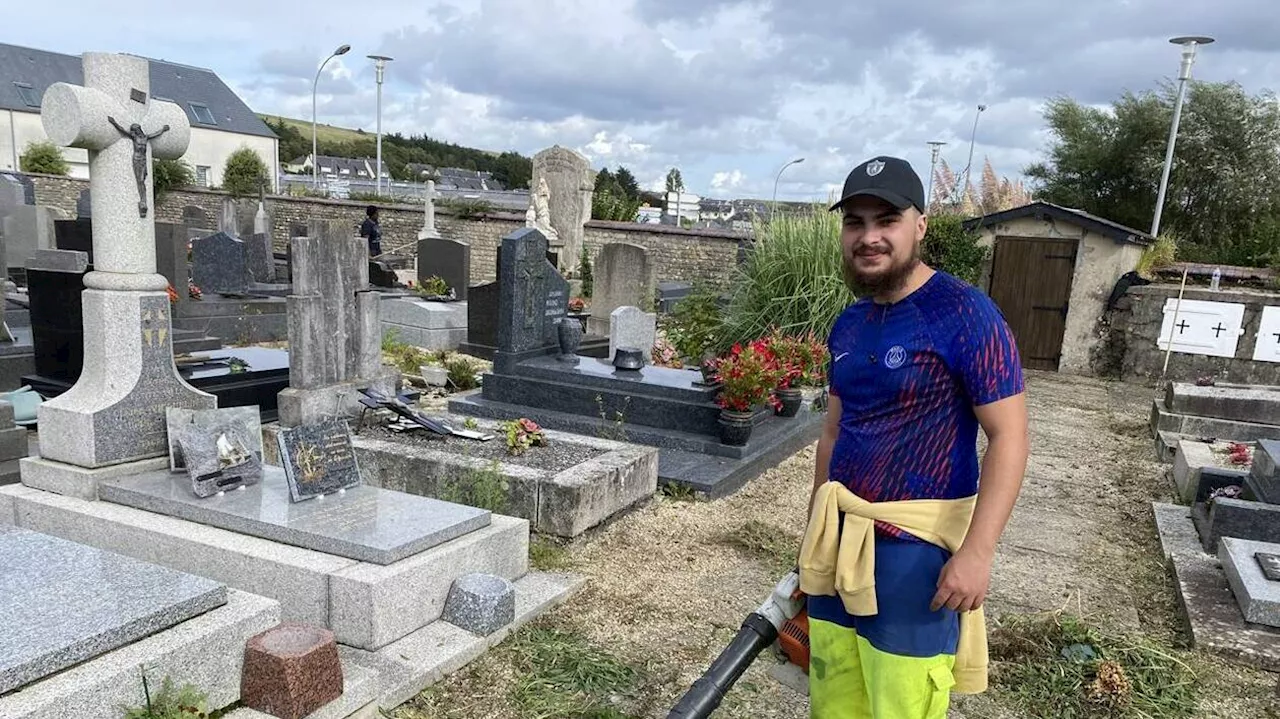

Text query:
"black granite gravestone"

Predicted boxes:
[[75, 188, 91, 218], [192, 231, 251, 295], [156, 224, 188, 302], [276, 417, 362, 501], [182, 205, 212, 229], [369, 260, 397, 288], [417, 237, 470, 300], [26, 251, 88, 382], [53, 219, 93, 264]]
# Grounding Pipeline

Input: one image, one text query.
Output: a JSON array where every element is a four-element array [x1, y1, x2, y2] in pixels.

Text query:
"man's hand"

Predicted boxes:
[[930, 546, 993, 613]]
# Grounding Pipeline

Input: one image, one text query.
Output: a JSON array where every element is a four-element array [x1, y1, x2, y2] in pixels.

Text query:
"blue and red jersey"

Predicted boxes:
[[826, 270, 1023, 537]]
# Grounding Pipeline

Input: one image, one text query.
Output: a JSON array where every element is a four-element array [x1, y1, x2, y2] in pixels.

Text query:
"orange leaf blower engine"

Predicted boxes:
[[667, 570, 811, 718]]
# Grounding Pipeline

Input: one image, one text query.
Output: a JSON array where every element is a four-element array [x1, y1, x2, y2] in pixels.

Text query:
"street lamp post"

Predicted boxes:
[[312, 44, 351, 188], [367, 54, 394, 196], [1151, 36, 1214, 238], [772, 157, 804, 220], [926, 141, 946, 211], [959, 104, 986, 202]]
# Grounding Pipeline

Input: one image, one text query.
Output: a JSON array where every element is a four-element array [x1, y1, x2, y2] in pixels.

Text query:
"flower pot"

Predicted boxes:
[[556, 317, 583, 360], [775, 387, 802, 417], [718, 409, 754, 446]]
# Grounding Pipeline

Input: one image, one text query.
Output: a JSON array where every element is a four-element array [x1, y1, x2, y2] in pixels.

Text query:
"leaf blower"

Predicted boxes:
[[666, 570, 811, 718]]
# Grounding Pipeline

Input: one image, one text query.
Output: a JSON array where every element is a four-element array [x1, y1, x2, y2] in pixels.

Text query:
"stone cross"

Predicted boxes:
[[418, 179, 441, 240], [41, 53, 189, 290]]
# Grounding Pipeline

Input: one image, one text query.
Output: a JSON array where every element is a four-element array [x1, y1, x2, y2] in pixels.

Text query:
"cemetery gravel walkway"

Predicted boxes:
[[396, 371, 1278, 719]]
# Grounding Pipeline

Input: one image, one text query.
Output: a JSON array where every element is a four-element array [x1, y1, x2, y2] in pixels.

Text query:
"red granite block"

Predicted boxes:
[[241, 623, 343, 719]]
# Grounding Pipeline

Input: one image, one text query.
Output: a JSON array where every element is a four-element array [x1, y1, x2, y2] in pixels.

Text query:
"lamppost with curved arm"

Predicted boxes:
[[772, 157, 804, 220], [312, 43, 351, 187]]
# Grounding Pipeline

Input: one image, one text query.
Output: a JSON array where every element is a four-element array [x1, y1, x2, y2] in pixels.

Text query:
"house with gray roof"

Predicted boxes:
[[0, 42, 279, 190]]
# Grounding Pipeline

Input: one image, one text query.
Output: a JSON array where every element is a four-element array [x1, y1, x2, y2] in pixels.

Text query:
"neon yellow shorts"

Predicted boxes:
[[808, 616, 956, 719]]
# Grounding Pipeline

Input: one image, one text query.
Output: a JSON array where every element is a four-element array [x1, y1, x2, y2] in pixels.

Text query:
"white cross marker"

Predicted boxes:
[[419, 178, 441, 240], [41, 52, 190, 290]]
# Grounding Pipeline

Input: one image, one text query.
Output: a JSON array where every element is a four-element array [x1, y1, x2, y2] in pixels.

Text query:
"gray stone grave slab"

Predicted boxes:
[[609, 306, 656, 361], [1251, 440, 1280, 504], [1166, 382, 1280, 426], [1193, 497, 1280, 552], [166, 405, 263, 472], [98, 466, 491, 565], [0, 525, 227, 695], [0, 172, 34, 205], [192, 231, 252, 295], [181, 205, 211, 228], [417, 237, 470, 301], [276, 417, 362, 501], [1220, 537, 1280, 628], [586, 242, 655, 336], [3, 205, 58, 273]]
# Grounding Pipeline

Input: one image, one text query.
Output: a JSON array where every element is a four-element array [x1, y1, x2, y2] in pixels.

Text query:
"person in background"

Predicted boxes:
[[360, 205, 382, 256]]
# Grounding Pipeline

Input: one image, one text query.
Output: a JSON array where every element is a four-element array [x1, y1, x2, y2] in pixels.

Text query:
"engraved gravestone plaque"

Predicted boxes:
[[276, 418, 361, 501], [1256, 552, 1280, 582]]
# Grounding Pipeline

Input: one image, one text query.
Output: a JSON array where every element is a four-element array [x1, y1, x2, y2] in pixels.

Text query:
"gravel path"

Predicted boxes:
[[394, 371, 1279, 719]]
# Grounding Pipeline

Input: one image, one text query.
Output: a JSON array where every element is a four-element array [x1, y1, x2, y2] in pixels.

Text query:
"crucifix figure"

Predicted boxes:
[[107, 115, 170, 218]]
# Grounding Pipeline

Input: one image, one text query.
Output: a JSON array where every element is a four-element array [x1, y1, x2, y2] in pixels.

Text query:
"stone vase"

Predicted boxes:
[[775, 387, 803, 417], [718, 409, 754, 446], [557, 317, 583, 360]]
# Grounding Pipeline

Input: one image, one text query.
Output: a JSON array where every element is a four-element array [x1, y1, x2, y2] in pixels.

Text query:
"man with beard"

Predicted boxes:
[[798, 156, 1029, 718]]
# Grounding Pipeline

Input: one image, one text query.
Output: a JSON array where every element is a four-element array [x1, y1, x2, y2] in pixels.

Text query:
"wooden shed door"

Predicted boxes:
[[987, 236, 1077, 371]]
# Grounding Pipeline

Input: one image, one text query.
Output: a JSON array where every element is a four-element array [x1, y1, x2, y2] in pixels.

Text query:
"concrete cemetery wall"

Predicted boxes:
[[21, 172, 746, 292], [1105, 284, 1280, 385]]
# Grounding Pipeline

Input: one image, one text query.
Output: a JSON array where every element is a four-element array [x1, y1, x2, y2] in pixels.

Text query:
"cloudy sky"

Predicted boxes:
[[9, 1, 1279, 201]]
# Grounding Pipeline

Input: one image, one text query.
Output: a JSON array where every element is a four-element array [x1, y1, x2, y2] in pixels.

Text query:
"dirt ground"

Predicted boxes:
[[392, 371, 1279, 719]]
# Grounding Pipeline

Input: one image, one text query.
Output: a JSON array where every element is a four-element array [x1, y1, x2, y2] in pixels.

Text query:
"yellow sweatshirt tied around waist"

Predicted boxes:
[[798, 480, 989, 694]]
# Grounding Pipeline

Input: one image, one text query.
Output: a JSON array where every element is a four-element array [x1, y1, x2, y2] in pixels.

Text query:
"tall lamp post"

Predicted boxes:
[[772, 157, 804, 220], [1151, 36, 1214, 238], [367, 54, 394, 196], [312, 43, 351, 188], [926, 141, 946, 211], [959, 104, 986, 202]]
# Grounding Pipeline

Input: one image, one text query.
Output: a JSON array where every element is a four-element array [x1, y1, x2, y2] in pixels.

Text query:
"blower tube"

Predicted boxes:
[[666, 612, 778, 719]]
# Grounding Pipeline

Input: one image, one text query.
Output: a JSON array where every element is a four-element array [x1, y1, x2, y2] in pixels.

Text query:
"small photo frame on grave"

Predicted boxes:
[[174, 422, 263, 499], [275, 417, 362, 502]]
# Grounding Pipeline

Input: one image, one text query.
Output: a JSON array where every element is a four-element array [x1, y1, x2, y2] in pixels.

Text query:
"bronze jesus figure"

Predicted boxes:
[[108, 115, 170, 218]]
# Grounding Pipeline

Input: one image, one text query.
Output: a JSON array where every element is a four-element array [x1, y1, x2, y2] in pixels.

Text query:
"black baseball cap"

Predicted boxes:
[[828, 156, 926, 213]]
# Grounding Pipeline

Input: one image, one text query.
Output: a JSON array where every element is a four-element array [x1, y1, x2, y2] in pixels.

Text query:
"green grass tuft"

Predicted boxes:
[[716, 519, 800, 577], [508, 625, 644, 719]]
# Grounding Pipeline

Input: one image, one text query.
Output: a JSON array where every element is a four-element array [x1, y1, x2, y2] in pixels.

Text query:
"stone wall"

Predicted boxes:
[[1103, 284, 1280, 385], [22, 172, 747, 292]]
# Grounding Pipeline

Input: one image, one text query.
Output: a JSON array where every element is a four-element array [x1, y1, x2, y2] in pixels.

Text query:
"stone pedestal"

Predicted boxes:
[[443, 573, 514, 636], [34, 290, 214, 472], [241, 623, 343, 719], [276, 371, 398, 428]]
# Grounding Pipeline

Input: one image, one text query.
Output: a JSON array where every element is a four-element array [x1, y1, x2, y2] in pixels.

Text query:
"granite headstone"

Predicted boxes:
[[417, 237, 470, 300], [276, 417, 362, 501], [530, 146, 596, 270], [75, 188, 91, 218], [165, 405, 263, 473], [192, 231, 252, 295], [586, 242, 655, 336], [608, 306, 656, 361], [174, 423, 263, 498]]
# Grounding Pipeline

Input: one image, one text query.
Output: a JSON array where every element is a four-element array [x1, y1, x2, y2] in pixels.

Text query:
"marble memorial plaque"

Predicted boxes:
[[1257, 552, 1280, 582], [174, 423, 263, 498], [98, 468, 491, 564], [276, 418, 361, 501], [166, 406, 263, 472], [0, 525, 226, 694]]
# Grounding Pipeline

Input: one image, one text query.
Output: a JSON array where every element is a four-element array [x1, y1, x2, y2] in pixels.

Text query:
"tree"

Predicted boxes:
[[1024, 80, 1280, 266], [665, 167, 684, 194], [19, 142, 69, 175], [615, 166, 640, 199], [222, 146, 269, 198]]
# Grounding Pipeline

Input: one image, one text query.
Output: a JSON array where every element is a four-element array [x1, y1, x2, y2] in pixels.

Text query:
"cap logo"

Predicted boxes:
[[866, 160, 885, 177]]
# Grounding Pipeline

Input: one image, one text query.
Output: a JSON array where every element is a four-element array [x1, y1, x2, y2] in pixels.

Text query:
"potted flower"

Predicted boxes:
[[711, 341, 782, 446], [763, 330, 806, 417]]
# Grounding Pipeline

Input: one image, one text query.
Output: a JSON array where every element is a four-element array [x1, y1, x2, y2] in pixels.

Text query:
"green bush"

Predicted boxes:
[[578, 246, 593, 298], [19, 141, 69, 175], [445, 356, 479, 390], [221, 146, 269, 198], [663, 284, 723, 364], [920, 213, 989, 286], [152, 158, 193, 203], [716, 206, 851, 352]]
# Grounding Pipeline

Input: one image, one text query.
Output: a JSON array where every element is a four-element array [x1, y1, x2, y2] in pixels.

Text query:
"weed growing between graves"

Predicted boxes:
[[988, 610, 1198, 718], [438, 459, 509, 514], [716, 519, 800, 577], [594, 394, 630, 442], [445, 356, 480, 390], [122, 672, 214, 719]]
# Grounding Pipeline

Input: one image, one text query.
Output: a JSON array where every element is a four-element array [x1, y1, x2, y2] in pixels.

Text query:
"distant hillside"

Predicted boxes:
[[259, 114, 532, 190]]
